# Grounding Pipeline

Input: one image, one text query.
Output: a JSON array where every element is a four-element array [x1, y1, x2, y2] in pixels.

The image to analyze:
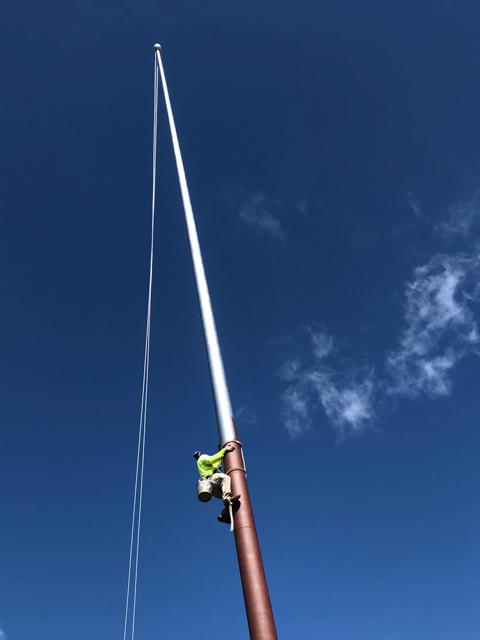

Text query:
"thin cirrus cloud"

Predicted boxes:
[[235, 404, 259, 427], [406, 190, 424, 218], [435, 188, 480, 237], [280, 251, 480, 440], [280, 335, 376, 441], [237, 191, 287, 242], [227, 189, 308, 242], [385, 253, 480, 397]]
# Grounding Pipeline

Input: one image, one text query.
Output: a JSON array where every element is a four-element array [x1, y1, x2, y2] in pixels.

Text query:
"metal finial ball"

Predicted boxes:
[[154, 43, 162, 51]]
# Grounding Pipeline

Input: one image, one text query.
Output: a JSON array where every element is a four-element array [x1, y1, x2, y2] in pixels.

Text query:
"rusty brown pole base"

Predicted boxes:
[[223, 435, 278, 640]]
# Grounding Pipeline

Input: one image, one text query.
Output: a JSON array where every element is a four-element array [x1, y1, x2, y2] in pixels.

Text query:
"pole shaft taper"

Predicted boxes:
[[155, 46, 277, 639]]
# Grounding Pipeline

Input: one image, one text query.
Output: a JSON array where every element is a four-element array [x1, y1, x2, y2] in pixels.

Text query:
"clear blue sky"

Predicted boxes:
[[1, 1, 479, 638]]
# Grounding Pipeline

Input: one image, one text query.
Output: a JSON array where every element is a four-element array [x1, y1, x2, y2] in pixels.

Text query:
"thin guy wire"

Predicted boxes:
[[123, 56, 159, 640]]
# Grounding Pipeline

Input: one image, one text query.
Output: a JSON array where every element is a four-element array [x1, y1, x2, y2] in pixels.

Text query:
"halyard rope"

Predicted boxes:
[[123, 56, 159, 640]]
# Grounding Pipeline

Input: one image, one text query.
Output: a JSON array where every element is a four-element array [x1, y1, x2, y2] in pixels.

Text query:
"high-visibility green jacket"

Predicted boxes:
[[197, 449, 227, 479]]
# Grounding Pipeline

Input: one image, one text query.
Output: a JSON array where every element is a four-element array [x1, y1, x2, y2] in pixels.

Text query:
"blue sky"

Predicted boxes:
[[1, 1, 480, 638]]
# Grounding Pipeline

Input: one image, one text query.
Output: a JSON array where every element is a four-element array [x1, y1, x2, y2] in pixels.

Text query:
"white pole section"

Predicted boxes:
[[154, 44, 236, 445]]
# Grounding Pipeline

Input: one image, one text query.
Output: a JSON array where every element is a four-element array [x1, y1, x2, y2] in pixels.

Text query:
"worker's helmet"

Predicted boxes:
[[193, 451, 201, 460]]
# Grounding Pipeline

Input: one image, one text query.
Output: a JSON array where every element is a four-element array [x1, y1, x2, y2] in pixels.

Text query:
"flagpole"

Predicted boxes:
[[154, 44, 278, 639]]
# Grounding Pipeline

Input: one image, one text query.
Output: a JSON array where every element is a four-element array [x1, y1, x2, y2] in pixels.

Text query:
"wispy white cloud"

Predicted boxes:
[[386, 253, 480, 397], [226, 189, 309, 242], [235, 404, 258, 427], [279, 252, 480, 440], [280, 330, 376, 440], [281, 383, 313, 438], [279, 357, 301, 382], [406, 190, 424, 218], [237, 192, 287, 242], [308, 369, 375, 440], [0, 624, 6, 640], [392, 191, 426, 236], [436, 189, 480, 237], [310, 328, 334, 359], [293, 197, 308, 217]]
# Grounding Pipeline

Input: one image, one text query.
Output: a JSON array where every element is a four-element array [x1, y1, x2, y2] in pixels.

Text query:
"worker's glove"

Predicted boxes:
[[224, 444, 235, 452]]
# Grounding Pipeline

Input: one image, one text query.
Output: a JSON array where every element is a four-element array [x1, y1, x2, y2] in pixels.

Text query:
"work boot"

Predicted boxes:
[[217, 507, 231, 524], [224, 494, 241, 507]]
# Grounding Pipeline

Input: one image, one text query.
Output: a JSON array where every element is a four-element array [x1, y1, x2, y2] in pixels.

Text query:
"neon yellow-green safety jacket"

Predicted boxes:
[[197, 449, 227, 479]]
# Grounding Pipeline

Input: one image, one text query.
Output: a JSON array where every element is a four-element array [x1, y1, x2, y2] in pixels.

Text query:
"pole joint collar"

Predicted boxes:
[[220, 439, 242, 449], [226, 467, 246, 476]]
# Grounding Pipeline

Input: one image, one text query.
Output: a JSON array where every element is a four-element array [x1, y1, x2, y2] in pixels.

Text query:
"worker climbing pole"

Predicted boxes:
[[194, 445, 241, 530], [154, 44, 278, 639]]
